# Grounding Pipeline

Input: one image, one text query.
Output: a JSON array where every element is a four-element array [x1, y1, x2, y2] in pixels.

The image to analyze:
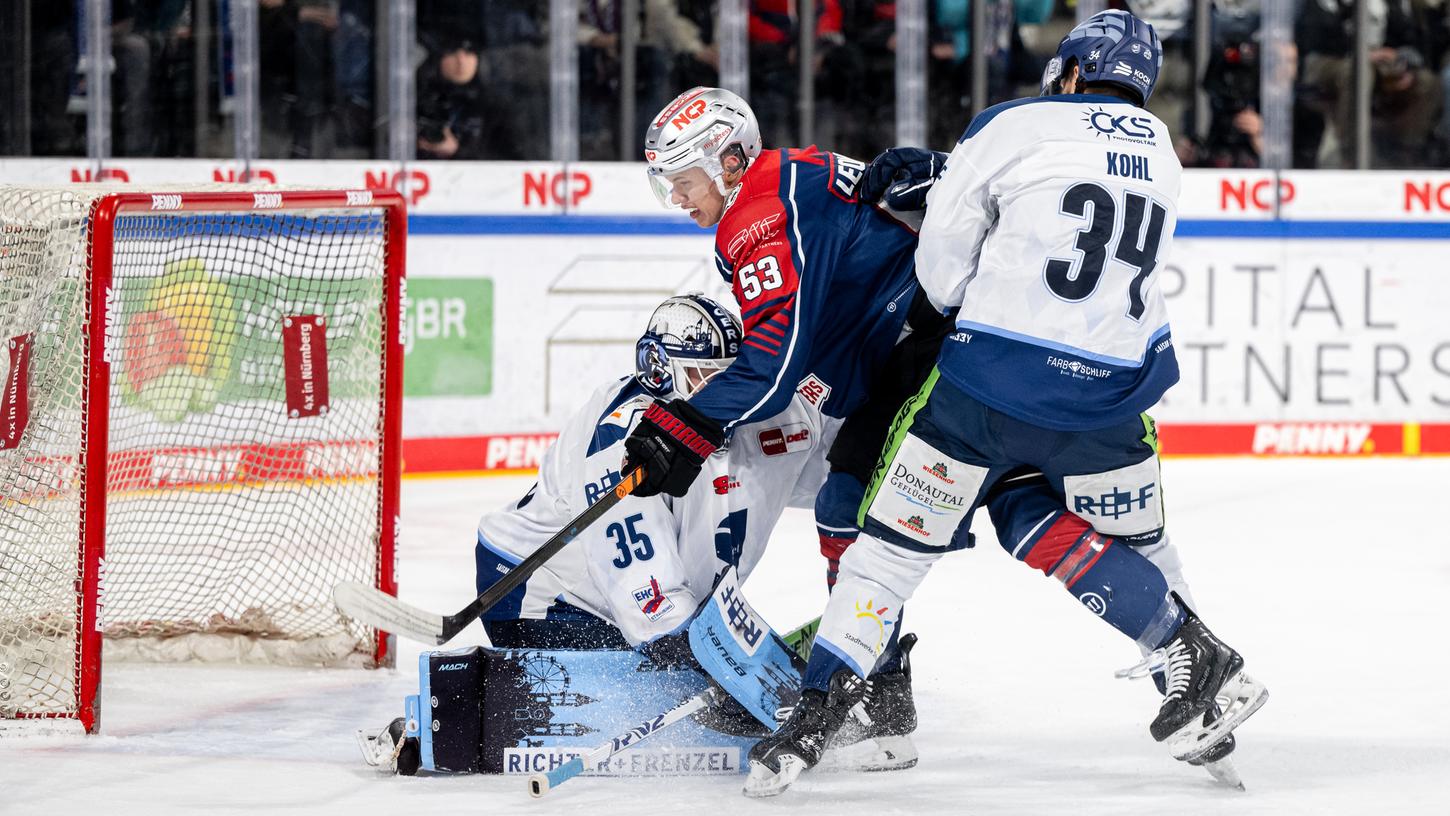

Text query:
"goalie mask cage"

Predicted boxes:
[[0, 186, 406, 735]]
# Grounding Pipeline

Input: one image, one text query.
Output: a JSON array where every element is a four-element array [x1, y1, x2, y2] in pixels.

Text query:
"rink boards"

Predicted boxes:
[[2, 159, 1446, 466]]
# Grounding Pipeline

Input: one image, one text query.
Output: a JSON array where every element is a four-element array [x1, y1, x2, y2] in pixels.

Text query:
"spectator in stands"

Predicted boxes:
[[579, 0, 720, 160], [922, 0, 1053, 149], [1177, 35, 1265, 168], [674, 0, 723, 89], [110, 1, 156, 157], [257, 0, 380, 159], [842, 2, 903, 157], [331, 0, 376, 156], [747, 0, 852, 149], [26, 2, 81, 156], [113, 0, 199, 157], [416, 37, 520, 160], [1417, 0, 1450, 164], [1297, 0, 1444, 167], [417, 0, 549, 160]]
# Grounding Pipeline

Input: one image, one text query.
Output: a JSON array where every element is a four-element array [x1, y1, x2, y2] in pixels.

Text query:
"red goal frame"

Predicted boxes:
[[62, 189, 408, 734]]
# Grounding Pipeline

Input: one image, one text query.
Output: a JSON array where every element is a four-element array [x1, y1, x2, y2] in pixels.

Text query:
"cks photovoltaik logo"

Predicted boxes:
[[1082, 106, 1157, 146]]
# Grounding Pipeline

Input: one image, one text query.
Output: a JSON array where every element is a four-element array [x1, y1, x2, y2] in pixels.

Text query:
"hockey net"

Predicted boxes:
[[0, 186, 405, 735]]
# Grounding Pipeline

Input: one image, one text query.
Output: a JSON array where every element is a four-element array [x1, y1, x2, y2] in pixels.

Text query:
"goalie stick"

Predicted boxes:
[[528, 616, 822, 798], [332, 466, 646, 645], [528, 688, 718, 798]]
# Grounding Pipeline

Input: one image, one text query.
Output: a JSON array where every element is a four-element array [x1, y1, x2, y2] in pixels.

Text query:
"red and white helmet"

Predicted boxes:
[[644, 87, 762, 208]]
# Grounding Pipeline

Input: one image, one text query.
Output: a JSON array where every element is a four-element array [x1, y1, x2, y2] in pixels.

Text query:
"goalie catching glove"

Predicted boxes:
[[623, 398, 724, 497]]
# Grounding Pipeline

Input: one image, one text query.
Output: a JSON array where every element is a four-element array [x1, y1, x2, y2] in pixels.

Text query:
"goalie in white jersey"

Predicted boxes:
[[747, 10, 1268, 797], [474, 294, 836, 652], [360, 294, 919, 775]]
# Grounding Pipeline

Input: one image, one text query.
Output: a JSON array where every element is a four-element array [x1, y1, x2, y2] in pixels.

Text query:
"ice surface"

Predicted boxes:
[[5, 458, 1448, 815]]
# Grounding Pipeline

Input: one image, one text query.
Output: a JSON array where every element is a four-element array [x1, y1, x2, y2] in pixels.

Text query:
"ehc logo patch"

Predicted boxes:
[[758, 423, 810, 456], [633, 576, 675, 621]]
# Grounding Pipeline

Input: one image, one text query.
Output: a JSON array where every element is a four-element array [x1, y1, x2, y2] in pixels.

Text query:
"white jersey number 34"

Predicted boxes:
[[1044, 182, 1168, 322]]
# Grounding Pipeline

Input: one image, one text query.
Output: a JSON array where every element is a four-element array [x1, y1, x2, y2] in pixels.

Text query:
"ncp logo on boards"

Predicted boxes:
[[523, 170, 593, 207], [364, 168, 431, 206], [1220, 178, 1296, 211]]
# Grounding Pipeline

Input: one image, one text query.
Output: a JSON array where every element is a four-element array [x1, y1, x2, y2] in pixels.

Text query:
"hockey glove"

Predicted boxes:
[[623, 398, 724, 498], [858, 146, 949, 211]]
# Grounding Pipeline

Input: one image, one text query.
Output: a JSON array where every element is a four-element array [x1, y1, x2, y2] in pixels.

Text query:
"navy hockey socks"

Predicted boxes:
[[991, 486, 1184, 649], [816, 472, 865, 591]]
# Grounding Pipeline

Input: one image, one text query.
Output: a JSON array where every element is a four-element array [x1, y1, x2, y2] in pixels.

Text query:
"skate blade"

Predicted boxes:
[[1167, 671, 1269, 762], [819, 735, 919, 772], [743, 756, 807, 798], [1201, 756, 1245, 791], [355, 727, 388, 769]]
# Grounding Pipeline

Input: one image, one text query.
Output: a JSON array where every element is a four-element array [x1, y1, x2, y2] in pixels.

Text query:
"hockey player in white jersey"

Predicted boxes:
[[745, 10, 1268, 797]]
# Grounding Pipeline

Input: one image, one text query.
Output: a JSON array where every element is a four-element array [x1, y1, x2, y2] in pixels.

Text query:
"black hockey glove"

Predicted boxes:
[[858, 146, 950, 211], [622, 398, 724, 498]]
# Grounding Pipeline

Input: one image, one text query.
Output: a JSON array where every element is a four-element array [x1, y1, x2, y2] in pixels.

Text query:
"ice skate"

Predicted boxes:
[[1187, 707, 1244, 789], [1120, 608, 1268, 764], [823, 633, 919, 772], [356, 717, 420, 775], [744, 670, 867, 797]]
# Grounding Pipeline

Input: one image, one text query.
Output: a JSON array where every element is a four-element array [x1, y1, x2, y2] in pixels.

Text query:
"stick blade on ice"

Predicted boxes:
[[332, 581, 448, 645]]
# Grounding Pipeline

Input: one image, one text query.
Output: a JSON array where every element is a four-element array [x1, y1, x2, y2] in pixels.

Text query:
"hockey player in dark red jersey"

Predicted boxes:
[[626, 86, 945, 764], [632, 87, 935, 473]]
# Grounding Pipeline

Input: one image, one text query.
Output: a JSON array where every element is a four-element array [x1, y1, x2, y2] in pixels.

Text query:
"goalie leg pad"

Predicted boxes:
[[418, 646, 489, 773], [687, 567, 805, 727]]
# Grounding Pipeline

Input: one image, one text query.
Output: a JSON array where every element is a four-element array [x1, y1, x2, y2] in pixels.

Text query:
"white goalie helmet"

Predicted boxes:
[[635, 294, 743, 399], [644, 87, 762, 208]]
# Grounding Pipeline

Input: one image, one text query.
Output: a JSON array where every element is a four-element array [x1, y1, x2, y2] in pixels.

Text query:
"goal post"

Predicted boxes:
[[0, 186, 406, 735]]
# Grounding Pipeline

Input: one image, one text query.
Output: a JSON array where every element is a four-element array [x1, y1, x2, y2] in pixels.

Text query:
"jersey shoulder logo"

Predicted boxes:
[[796, 373, 831, 409], [828, 154, 867, 202]]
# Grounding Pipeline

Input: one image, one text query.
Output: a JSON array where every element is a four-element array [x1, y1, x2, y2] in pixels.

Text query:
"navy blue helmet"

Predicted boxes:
[[635, 294, 742, 399], [1040, 10, 1163, 105]]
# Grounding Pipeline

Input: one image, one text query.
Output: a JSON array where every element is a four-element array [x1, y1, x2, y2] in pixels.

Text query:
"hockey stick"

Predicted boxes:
[[528, 688, 719, 798], [333, 466, 647, 645]]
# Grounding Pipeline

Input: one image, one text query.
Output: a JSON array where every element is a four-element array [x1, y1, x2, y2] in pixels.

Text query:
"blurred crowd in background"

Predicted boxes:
[[3, 0, 1450, 170]]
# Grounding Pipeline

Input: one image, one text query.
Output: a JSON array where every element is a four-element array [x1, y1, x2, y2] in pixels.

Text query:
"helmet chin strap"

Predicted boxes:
[[721, 177, 743, 212]]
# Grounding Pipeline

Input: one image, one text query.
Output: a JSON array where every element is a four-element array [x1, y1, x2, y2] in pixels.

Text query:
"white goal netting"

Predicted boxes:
[[0, 186, 400, 732]]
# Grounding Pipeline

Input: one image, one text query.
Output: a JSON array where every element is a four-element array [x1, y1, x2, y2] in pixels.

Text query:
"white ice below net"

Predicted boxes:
[[4, 460, 1447, 816]]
